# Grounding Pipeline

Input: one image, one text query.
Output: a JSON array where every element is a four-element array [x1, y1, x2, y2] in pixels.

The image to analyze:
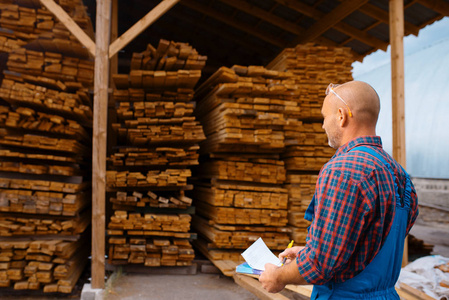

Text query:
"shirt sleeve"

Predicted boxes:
[[296, 167, 377, 284]]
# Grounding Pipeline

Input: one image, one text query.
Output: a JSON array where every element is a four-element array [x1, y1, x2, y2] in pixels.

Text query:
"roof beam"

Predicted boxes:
[[217, 0, 305, 36], [180, 0, 288, 48], [359, 3, 420, 36], [215, 0, 363, 58], [39, 0, 96, 56], [417, 0, 449, 16], [335, 21, 389, 51], [274, 0, 321, 19], [296, 0, 370, 44], [108, 0, 180, 58], [169, 9, 274, 58], [275, 0, 388, 51]]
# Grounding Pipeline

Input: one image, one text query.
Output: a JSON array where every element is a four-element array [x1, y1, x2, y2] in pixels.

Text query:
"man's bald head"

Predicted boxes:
[[333, 81, 380, 127], [321, 81, 380, 148]]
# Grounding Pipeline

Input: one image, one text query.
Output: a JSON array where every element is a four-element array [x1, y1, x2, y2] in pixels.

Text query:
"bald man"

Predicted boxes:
[[259, 81, 418, 299]]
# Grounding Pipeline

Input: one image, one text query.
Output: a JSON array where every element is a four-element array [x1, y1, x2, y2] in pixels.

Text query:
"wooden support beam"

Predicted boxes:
[[180, 0, 288, 48], [389, 0, 407, 267], [276, 0, 387, 51], [417, 0, 449, 16], [274, 0, 322, 19], [92, 0, 112, 290], [359, 3, 420, 36], [168, 10, 274, 58], [296, 0, 370, 44], [39, 0, 96, 57], [217, 0, 305, 36], [217, 0, 362, 59], [334, 21, 389, 51], [108, 0, 180, 58], [389, 0, 406, 170]]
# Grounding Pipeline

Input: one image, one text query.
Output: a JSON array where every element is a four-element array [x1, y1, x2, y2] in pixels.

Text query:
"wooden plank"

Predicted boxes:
[[285, 284, 312, 298], [108, 0, 180, 58], [233, 274, 291, 300], [398, 283, 436, 300], [39, 0, 96, 57], [92, 0, 112, 290]]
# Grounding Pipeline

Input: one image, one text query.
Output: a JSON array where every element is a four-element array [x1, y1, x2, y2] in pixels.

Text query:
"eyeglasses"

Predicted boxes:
[[326, 83, 353, 117]]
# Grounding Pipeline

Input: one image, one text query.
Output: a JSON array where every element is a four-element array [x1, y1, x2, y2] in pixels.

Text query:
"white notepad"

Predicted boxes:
[[241, 237, 282, 271]]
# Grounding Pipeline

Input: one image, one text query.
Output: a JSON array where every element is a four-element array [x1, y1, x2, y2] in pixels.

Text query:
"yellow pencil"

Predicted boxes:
[[281, 240, 294, 265]]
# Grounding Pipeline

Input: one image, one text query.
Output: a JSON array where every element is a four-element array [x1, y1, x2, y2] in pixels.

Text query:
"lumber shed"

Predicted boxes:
[[0, 0, 448, 299]]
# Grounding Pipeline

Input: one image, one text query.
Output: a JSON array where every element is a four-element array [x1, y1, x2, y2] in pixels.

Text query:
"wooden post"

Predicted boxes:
[[92, 0, 112, 289], [389, 0, 408, 266]]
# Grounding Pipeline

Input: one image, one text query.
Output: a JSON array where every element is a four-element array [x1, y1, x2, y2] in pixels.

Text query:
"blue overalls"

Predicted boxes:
[[305, 146, 412, 299]]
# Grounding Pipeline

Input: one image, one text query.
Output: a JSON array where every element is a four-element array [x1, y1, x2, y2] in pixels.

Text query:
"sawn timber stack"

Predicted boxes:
[[106, 39, 206, 268], [0, 0, 94, 295], [267, 43, 354, 245], [191, 65, 298, 262]]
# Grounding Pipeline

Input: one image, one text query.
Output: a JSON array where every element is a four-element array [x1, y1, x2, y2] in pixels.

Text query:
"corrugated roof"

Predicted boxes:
[[90, 0, 449, 75]]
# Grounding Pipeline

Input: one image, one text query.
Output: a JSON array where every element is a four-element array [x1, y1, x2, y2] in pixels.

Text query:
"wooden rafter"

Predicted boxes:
[[296, 0, 370, 44], [274, 0, 322, 19], [180, 0, 288, 48], [214, 0, 364, 59], [254, 2, 279, 29], [151, 16, 266, 63], [39, 0, 96, 56], [275, 0, 388, 51], [359, 3, 420, 36], [217, 0, 305, 35], [417, 0, 449, 16], [340, 19, 382, 47], [108, 0, 180, 58], [169, 9, 274, 58], [334, 21, 389, 51]]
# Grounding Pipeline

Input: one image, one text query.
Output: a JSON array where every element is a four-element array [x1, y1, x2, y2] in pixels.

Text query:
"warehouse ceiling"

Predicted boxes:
[[85, 0, 449, 75]]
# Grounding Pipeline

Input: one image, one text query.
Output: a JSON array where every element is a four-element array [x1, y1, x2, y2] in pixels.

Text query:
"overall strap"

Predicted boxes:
[[352, 146, 411, 209]]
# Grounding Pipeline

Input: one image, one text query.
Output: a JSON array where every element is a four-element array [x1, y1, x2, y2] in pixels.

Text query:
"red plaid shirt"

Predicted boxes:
[[297, 136, 418, 284]]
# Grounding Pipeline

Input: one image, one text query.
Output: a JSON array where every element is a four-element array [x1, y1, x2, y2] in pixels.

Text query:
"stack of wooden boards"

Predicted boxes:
[[106, 39, 206, 268], [0, 239, 89, 292], [0, 0, 93, 294], [191, 66, 301, 261], [267, 43, 354, 245]]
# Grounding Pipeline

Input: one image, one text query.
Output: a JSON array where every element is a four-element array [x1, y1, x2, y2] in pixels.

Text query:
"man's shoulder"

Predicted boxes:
[[321, 149, 380, 177]]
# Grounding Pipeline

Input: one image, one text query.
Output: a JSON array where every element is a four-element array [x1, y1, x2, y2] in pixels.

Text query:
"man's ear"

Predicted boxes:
[[337, 108, 348, 127]]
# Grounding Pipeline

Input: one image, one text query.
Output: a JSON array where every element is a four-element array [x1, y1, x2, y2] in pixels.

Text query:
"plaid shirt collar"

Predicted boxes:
[[333, 136, 383, 158]]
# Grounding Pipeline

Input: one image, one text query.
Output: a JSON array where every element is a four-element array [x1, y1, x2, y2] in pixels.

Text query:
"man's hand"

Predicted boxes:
[[259, 263, 285, 293], [260, 246, 309, 293], [279, 246, 304, 265]]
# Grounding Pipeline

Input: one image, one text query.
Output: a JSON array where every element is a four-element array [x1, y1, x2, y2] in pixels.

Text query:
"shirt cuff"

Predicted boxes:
[[296, 249, 328, 285]]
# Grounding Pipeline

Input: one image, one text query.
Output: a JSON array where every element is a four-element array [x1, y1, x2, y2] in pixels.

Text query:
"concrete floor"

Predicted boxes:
[[102, 272, 259, 300]]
